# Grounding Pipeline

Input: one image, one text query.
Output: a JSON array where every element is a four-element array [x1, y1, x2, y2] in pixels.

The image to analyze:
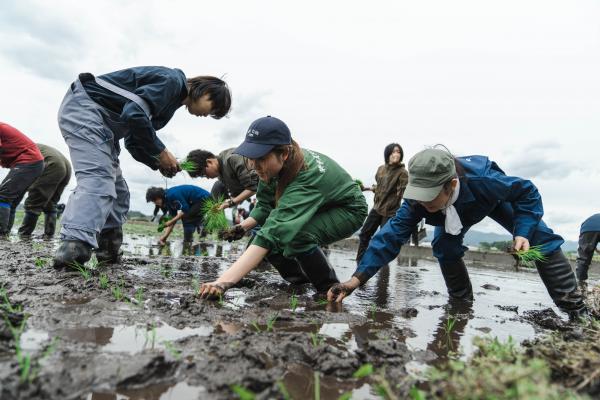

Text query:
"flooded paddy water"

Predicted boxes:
[[1, 226, 598, 399]]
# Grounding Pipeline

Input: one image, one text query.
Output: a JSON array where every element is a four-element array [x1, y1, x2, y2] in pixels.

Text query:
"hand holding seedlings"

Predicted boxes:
[[218, 224, 246, 242], [199, 281, 234, 299], [327, 277, 361, 302], [513, 236, 530, 252], [158, 149, 180, 178]]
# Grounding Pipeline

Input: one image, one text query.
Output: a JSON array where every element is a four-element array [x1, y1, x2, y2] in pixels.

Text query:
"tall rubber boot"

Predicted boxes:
[[295, 247, 339, 293], [53, 240, 92, 268], [18, 211, 40, 237], [535, 250, 588, 320], [43, 212, 57, 239], [439, 259, 473, 300], [95, 227, 123, 264], [0, 206, 11, 237], [266, 253, 310, 285]]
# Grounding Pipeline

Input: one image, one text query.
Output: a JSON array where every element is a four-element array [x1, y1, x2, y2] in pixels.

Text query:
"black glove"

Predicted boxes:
[[218, 225, 246, 242]]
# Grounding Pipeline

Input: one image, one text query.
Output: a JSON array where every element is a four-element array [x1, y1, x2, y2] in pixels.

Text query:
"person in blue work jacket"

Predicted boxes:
[[53, 66, 231, 268], [146, 185, 211, 245], [575, 213, 600, 292], [328, 147, 588, 320]]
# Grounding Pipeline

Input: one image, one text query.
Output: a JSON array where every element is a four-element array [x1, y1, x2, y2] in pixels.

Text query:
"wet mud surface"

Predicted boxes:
[[0, 233, 597, 399]]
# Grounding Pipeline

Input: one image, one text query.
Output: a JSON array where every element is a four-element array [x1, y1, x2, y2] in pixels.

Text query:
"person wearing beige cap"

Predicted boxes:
[[328, 146, 588, 320]]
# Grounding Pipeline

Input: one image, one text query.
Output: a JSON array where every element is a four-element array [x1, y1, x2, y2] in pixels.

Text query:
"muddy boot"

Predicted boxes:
[[535, 250, 588, 320], [295, 247, 339, 293], [0, 206, 11, 238], [266, 253, 310, 285], [43, 212, 57, 239], [439, 259, 473, 300], [18, 211, 40, 238], [53, 240, 92, 268], [95, 227, 123, 264]]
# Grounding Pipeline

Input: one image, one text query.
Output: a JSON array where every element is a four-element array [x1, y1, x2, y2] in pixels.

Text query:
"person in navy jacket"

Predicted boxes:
[[328, 147, 587, 320]]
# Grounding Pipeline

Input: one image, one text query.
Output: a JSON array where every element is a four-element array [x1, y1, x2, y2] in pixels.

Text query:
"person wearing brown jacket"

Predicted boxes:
[[356, 143, 408, 262]]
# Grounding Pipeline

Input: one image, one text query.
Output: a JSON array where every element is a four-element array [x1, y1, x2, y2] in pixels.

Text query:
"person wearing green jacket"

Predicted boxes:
[[199, 116, 367, 298]]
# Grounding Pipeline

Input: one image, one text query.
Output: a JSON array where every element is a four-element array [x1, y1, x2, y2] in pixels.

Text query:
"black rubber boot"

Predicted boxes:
[[439, 259, 473, 300], [266, 253, 310, 285], [95, 227, 123, 264], [0, 206, 11, 237], [535, 250, 588, 320], [295, 247, 339, 293], [18, 211, 40, 237], [53, 240, 92, 268], [43, 212, 57, 239], [183, 229, 194, 244]]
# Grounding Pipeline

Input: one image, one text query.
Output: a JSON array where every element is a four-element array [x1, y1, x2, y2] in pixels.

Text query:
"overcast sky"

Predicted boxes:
[[1, 0, 599, 240]]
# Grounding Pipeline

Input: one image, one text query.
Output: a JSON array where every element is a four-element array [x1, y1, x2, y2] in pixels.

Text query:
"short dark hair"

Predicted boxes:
[[187, 76, 231, 119], [186, 149, 216, 178], [146, 186, 165, 202], [384, 143, 403, 163]]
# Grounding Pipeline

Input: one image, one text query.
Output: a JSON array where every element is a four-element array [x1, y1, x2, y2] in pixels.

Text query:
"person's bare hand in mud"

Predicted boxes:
[[158, 236, 167, 246], [218, 224, 246, 242], [327, 277, 361, 303], [513, 236, 530, 252], [199, 281, 235, 299], [158, 149, 180, 178]]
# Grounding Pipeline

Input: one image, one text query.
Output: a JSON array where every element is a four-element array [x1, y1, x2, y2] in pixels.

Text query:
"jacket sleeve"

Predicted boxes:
[[397, 168, 408, 198], [249, 180, 274, 225], [477, 174, 544, 239], [122, 72, 182, 169], [230, 156, 258, 192], [353, 200, 422, 283], [252, 177, 324, 253]]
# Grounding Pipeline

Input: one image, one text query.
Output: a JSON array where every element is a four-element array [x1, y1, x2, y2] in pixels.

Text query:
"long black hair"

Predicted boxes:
[[384, 143, 403, 164]]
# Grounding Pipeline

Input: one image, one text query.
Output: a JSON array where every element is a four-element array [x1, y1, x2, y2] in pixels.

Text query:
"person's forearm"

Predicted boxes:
[[217, 245, 268, 283], [240, 217, 258, 231], [162, 224, 175, 240], [171, 211, 184, 223], [232, 189, 255, 205]]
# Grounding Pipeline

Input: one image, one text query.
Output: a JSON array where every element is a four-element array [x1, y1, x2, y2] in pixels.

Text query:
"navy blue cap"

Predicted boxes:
[[234, 116, 291, 159]]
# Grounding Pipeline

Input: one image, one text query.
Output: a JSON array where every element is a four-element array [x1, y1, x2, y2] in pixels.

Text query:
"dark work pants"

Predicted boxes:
[[0, 161, 45, 234], [357, 209, 390, 259], [575, 231, 600, 281], [24, 158, 72, 213]]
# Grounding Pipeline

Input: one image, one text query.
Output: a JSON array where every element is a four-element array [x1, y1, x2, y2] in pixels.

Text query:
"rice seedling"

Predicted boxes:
[[338, 393, 352, 400], [370, 303, 378, 320], [145, 322, 157, 349], [314, 371, 321, 400], [161, 340, 181, 360], [310, 332, 324, 347], [251, 320, 261, 332], [353, 363, 374, 379], [230, 384, 256, 400], [134, 287, 144, 307], [98, 273, 109, 289], [409, 386, 426, 400], [217, 292, 225, 306], [511, 245, 547, 267], [179, 159, 198, 174], [444, 315, 457, 335], [160, 265, 172, 278], [70, 261, 92, 281], [276, 381, 291, 400], [34, 257, 47, 269], [111, 278, 125, 301], [266, 313, 279, 332], [0, 285, 22, 313], [157, 215, 172, 233], [316, 299, 329, 306], [201, 196, 229, 234], [290, 293, 299, 312], [191, 277, 200, 294], [32, 242, 44, 251]]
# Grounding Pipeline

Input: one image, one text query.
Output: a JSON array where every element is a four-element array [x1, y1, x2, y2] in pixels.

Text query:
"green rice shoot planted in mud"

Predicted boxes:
[[34, 257, 47, 269], [230, 384, 256, 400], [202, 196, 229, 234], [290, 293, 299, 312], [134, 287, 144, 307], [266, 313, 279, 332], [99, 273, 109, 289], [316, 299, 329, 306], [444, 315, 457, 335], [310, 332, 324, 347], [111, 278, 125, 301], [512, 245, 547, 266], [314, 371, 321, 400], [409, 386, 426, 400], [162, 340, 181, 360], [1, 285, 22, 313], [191, 277, 200, 294], [353, 363, 374, 379], [276, 381, 291, 400], [70, 261, 92, 281]]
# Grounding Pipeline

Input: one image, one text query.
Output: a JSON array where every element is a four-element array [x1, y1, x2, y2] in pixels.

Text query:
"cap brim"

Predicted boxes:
[[403, 183, 444, 202], [233, 141, 275, 159]]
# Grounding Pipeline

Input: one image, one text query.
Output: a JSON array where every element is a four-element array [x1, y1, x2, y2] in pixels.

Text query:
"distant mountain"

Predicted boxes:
[[425, 229, 579, 252]]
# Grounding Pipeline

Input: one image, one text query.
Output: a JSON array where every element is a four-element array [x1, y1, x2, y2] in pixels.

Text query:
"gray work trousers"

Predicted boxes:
[[57, 80, 130, 248]]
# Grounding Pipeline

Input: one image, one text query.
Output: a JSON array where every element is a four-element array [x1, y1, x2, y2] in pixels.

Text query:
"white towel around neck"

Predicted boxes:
[[441, 179, 462, 235]]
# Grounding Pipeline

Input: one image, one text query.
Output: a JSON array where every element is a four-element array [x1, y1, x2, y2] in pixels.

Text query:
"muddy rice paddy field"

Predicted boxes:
[[1, 220, 599, 399]]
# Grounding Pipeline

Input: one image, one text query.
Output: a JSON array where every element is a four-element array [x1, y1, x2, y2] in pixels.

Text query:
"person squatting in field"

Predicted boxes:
[[198, 116, 368, 298], [328, 147, 588, 320]]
